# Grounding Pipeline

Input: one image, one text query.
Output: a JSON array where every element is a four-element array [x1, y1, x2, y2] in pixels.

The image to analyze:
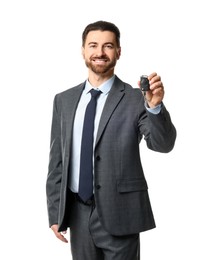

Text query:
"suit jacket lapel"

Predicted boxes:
[[64, 83, 84, 153], [95, 77, 125, 147]]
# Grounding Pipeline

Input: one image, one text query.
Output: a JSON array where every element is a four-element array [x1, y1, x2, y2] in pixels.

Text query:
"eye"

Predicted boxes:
[[104, 44, 113, 49], [89, 44, 97, 48]]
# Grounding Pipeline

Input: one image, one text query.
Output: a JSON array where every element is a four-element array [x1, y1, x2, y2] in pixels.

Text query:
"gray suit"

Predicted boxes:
[[46, 76, 176, 237]]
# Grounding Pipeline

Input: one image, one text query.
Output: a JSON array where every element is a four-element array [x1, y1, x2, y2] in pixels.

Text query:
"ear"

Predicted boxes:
[[81, 47, 85, 59], [117, 47, 121, 60]]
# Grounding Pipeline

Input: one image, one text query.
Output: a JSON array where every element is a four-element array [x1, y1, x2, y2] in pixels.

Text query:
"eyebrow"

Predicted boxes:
[[88, 42, 114, 46]]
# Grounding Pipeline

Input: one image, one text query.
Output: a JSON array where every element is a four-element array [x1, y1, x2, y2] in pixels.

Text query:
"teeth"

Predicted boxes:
[[94, 60, 106, 63]]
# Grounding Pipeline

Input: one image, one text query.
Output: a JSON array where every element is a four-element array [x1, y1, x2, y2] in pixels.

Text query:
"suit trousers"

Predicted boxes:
[[68, 191, 140, 260]]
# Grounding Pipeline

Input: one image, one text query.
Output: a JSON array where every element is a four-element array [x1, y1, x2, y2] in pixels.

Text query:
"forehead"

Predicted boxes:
[[85, 30, 117, 44]]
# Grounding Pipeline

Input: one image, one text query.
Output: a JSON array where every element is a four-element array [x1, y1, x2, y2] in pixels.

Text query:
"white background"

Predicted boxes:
[[0, 0, 209, 259]]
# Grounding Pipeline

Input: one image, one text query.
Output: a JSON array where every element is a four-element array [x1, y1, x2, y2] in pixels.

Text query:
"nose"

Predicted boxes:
[[96, 46, 105, 56]]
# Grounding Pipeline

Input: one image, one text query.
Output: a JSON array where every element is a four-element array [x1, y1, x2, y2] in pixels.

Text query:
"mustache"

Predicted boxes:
[[91, 55, 109, 61]]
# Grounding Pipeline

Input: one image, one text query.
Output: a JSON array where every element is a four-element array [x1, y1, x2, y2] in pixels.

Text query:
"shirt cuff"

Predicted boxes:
[[145, 103, 162, 114]]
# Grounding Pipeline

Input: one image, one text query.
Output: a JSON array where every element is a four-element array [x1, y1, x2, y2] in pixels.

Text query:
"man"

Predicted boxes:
[[46, 20, 176, 260]]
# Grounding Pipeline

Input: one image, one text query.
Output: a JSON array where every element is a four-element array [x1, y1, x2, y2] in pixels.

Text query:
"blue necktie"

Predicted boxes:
[[78, 89, 101, 202]]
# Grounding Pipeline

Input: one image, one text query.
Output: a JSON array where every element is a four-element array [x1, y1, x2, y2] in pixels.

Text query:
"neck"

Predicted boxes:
[[88, 70, 114, 87]]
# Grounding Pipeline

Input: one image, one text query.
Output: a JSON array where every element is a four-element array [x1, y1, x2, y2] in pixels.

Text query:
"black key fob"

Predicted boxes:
[[140, 75, 150, 91]]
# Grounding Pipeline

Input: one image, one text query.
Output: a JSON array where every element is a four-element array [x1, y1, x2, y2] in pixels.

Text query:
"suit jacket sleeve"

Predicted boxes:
[[139, 103, 176, 153], [46, 94, 63, 227]]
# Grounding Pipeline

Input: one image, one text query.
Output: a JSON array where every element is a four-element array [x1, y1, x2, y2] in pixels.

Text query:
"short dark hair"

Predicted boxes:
[[82, 20, 121, 47]]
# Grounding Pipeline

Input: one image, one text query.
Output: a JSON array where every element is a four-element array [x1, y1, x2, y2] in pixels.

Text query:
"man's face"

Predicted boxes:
[[82, 30, 121, 76]]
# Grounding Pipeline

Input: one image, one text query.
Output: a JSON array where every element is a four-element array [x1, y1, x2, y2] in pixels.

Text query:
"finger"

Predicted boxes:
[[54, 231, 68, 243], [148, 72, 157, 81], [150, 76, 161, 86], [57, 233, 68, 243], [149, 80, 163, 91], [51, 225, 68, 243], [152, 87, 164, 96]]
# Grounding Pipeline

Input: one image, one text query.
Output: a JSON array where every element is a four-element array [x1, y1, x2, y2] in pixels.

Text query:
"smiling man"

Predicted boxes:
[[46, 20, 176, 260]]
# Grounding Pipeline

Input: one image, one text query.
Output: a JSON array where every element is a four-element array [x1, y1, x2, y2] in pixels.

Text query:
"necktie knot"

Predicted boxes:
[[90, 89, 102, 99]]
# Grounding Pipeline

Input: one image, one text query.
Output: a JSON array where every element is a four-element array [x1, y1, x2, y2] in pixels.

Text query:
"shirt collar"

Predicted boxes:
[[84, 75, 115, 95]]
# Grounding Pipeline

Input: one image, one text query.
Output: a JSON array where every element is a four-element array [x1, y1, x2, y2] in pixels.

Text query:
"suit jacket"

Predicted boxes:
[[46, 76, 176, 236]]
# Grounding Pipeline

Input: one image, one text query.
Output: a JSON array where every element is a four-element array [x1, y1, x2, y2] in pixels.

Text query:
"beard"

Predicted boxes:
[[85, 56, 117, 75]]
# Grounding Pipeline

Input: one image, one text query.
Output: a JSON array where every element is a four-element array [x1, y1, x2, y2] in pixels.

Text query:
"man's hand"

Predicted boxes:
[[51, 224, 68, 243], [139, 72, 164, 108]]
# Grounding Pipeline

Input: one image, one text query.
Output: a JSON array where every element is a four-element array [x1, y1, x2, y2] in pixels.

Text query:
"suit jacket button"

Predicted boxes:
[[96, 156, 101, 161], [96, 184, 101, 190]]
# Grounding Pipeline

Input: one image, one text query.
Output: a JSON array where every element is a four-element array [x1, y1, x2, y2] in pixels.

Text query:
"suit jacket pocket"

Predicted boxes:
[[117, 178, 148, 193]]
